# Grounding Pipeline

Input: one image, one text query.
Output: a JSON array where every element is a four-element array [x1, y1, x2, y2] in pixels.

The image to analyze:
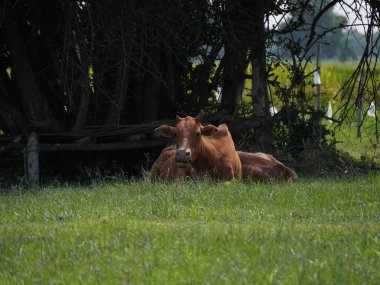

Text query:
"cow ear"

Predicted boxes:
[[155, 125, 176, 138], [201, 125, 219, 136]]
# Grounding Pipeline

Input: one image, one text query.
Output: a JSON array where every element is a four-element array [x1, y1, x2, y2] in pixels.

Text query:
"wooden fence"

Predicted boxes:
[[0, 113, 273, 184]]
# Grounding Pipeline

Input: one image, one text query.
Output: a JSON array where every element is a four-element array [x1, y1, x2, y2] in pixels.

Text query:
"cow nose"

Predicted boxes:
[[176, 149, 191, 162]]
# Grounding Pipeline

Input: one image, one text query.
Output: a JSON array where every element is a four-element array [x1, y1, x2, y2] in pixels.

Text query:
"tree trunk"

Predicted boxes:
[[0, 75, 28, 135], [164, 50, 176, 102], [104, 46, 133, 127], [195, 43, 223, 110], [72, 16, 91, 131], [1, 4, 60, 131], [251, 0, 275, 154], [220, 48, 248, 114], [142, 46, 162, 122], [220, 0, 249, 114]]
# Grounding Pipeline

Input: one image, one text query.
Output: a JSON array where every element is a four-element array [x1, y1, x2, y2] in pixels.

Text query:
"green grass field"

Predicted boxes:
[[259, 60, 379, 161], [239, 60, 379, 161], [332, 116, 379, 161], [0, 61, 378, 284], [1, 177, 379, 284]]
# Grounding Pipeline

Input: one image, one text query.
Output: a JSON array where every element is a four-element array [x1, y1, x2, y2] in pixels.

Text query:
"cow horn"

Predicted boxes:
[[176, 115, 182, 123], [196, 110, 204, 121]]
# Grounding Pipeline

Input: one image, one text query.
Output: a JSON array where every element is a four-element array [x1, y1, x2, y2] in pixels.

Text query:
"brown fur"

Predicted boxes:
[[149, 147, 192, 182], [150, 149, 298, 183], [151, 116, 241, 181], [237, 151, 298, 182]]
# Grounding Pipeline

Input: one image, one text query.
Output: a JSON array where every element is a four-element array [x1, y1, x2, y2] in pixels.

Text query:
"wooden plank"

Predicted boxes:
[[40, 139, 167, 151], [0, 136, 24, 153], [0, 111, 281, 151]]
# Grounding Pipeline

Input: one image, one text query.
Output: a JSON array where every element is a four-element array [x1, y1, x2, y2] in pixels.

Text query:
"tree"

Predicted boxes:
[[1, 1, 61, 132], [281, 0, 366, 60], [0, 0, 379, 153]]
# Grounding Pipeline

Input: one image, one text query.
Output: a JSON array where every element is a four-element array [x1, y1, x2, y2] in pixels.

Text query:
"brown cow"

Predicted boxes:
[[149, 145, 192, 181], [151, 112, 241, 181], [150, 148, 298, 182], [238, 151, 298, 182]]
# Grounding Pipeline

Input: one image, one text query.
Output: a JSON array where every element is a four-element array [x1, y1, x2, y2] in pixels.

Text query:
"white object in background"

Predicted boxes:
[[368, 101, 376, 117], [215, 86, 222, 100], [327, 101, 332, 123], [270, 105, 278, 116], [75, 43, 81, 63], [314, 70, 321, 85]]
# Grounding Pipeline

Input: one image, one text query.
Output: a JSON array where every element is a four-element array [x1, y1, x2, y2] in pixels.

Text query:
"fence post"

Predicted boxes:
[[357, 72, 365, 138], [315, 44, 322, 112], [25, 132, 40, 185]]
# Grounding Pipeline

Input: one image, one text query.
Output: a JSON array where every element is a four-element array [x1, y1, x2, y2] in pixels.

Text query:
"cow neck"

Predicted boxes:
[[191, 135, 213, 169]]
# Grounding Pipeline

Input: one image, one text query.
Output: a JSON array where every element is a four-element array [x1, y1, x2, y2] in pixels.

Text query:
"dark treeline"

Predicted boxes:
[[0, 0, 379, 153]]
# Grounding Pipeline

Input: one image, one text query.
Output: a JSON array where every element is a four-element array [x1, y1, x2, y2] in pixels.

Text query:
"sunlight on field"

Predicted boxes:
[[244, 60, 379, 160], [0, 178, 379, 284], [332, 117, 379, 160], [245, 60, 379, 109]]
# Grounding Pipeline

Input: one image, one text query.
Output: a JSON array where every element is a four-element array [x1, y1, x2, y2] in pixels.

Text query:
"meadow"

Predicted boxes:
[[319, 61, 379, 160], [245, 60, 380, 160], [0, 61, 379, 284], [332, 115, 379, 160], [0, 177, 379, 284]]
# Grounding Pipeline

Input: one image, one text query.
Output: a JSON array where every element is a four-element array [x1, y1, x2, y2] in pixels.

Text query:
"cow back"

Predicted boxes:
[[237, 151, 298, 182]]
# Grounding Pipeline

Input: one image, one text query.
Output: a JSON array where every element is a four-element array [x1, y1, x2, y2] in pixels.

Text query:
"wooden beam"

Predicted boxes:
[[0, 136, 24, 154], [40, 139, 167, 151]]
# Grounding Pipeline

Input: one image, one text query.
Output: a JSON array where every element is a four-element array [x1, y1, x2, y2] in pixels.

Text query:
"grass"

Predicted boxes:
[[243, 61, 370, 108], [0, 177, 379, 284], [242, 60, 380, 160], [332, 116, 379, 161], [269, 60, 379, 108], [243, 60, 379, 114], [1, 61, 378, 284]]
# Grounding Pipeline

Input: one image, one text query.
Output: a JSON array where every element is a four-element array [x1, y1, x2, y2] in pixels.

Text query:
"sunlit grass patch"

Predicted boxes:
[[0, 177, 379, 284]]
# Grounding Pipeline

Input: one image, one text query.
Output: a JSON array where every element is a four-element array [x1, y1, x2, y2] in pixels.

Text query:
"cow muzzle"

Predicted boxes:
[[175, 149, 191, 167]]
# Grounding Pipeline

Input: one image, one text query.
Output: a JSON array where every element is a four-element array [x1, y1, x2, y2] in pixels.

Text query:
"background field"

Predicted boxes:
[[0, 62, 379, 284], [319, 61, 379, 161], [0, 177, 379, 284], [253, 60, 379, 161], [332, 116, 379, 160]]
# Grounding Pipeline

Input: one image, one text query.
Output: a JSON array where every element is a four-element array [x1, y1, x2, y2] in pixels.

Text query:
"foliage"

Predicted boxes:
[[279, 0, 365, 60], [239, 60, 379, 165], [0, 177, 379, 284], [266, 61, 380, 112], [0, 0, 379, 176], [333, 116, 379, 160], [0, 1, 378, 132]]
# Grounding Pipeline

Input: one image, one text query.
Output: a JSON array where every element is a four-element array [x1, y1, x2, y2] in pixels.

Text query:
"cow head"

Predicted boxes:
[[155, 111, 219, 167]]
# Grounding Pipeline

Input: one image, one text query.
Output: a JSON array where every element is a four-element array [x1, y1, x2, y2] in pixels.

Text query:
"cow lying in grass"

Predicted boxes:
[[149, 112, 241, 181], [237, 151, 298, 182], [149, 144, 192, 181], [150, 147, 298, 182], [149, 112, 297, 182]]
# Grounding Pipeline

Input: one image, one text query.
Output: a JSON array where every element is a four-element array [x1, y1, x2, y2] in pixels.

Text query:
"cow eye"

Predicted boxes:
[[196, 131, 201, 137]]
